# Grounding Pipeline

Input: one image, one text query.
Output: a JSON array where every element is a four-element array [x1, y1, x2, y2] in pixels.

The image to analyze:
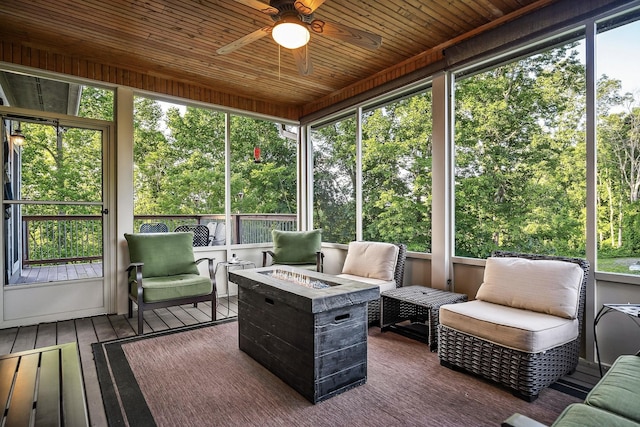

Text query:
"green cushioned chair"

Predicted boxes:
[[551, 404, 640, 427], [584, 354, 640, 423], [262, 229, 324, 272], [125, 232, 217, 334]]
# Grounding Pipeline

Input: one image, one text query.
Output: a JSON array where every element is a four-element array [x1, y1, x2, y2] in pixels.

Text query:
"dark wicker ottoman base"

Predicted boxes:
[[380, 286, 467, 351]]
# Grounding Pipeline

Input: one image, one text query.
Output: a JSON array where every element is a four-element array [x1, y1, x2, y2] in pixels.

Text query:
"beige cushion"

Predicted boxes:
[[476, 257, 584, 319], [336, 273, 396, 294], [439, 300, 579, 353], [341, 241, 399, 281]]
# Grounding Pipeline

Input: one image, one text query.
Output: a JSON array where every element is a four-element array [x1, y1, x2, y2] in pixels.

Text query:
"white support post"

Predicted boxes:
[[431, 72, 453, 291], [299, 124, 312, 231], [116, 86, 134, 314], [355, 108, 363, 241], [224, 113, 231, 248], [585, 19, 597, 363]]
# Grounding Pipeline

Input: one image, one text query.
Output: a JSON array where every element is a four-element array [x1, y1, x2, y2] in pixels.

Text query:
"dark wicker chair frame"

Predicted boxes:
[[438, 251, 590, 401], [367, 243, 407, 325], [174, 224, 210, 247]]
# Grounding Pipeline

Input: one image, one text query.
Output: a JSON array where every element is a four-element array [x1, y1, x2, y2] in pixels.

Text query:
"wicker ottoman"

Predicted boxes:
[[380, 286, 467, 351]]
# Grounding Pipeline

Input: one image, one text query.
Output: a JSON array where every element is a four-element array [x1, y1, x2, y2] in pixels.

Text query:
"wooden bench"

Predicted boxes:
[[0, 342, 89, 427]]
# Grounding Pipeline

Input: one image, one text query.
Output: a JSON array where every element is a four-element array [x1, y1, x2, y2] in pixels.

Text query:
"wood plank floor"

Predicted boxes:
[[0, 298, 602, 427], [0, 297, 237, 427], [10, 262, 103, 285]]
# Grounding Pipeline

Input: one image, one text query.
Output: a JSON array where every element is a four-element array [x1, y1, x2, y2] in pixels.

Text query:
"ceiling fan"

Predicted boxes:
[[217, 0, 383, 75]]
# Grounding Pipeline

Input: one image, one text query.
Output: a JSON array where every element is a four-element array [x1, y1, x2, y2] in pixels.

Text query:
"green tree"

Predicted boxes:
[[132, 99, 298, 229], [455, 45, 586, 258], [313, 117, 357, 243], [77, 86, 114, 121], [21, 125, 102, 215], [162, 106, 226, 215], [133, 98, 179, 215], [362, 92, 433, 251], [598, 90, 640, 254], [230, 116, 297, 215]]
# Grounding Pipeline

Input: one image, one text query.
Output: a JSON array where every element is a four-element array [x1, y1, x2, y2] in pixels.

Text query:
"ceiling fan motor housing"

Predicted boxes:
[[270, 0, 314, 23]]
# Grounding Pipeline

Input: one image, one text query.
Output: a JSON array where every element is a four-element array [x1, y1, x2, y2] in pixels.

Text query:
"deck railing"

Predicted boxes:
[[22, 215, 103, 266], [22, 213, 297, 266]]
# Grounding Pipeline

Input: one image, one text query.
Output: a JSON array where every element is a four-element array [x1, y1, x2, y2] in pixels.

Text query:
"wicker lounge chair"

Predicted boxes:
[[336, 241, 407, 325], [438, 251, 590, 401]]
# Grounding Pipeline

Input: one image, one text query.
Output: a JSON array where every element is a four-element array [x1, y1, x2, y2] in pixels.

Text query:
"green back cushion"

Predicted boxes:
[[272, 229, 321, 264], [552, 403, 640, 427], [125, 232, 199, 278], [584, 355, 640, 423]]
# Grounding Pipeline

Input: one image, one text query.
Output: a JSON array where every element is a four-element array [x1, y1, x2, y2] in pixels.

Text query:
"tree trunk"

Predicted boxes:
[[607, 178, 615, 247], [618, 199, 623, 248]]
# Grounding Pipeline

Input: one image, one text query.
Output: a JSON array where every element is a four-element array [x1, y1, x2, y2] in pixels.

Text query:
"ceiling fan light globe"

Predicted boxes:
[[272, 21, 310, 49]]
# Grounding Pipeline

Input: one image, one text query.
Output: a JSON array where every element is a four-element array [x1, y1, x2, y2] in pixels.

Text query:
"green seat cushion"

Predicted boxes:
[[552, 403, 640, 427], [130, 274, 212, 303], [125, 232, 199, 278], [272, 229, 321, 265], [585, 355, 640, 423]]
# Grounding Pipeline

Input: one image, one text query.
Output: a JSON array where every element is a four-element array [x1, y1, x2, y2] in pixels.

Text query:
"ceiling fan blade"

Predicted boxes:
[[294, 0, 327, 15], [231, 0, 279, 15], [310, 20, 382, 50], [217, 27, 271, 55], [291, 46, 313, 75]]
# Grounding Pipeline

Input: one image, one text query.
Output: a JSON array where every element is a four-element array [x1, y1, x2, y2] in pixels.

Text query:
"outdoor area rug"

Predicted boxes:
[[93, 320, 583, 427]]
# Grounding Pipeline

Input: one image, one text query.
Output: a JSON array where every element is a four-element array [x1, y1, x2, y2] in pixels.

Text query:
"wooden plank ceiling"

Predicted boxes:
[[0, 0, 554, 120]]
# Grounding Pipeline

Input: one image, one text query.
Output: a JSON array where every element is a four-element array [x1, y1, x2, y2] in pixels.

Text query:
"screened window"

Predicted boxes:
[[362, 91, 433, 251], [454, 40, 587, 258], [132, 97, 225, 238], [312, 116, 357, 244], [596, 16, 640, 274], [229, 116, 298, 244], [133, 97, 298, 245]]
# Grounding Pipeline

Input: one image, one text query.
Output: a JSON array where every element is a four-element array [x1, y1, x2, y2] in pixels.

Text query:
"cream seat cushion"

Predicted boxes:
[[439, 300, 578, 353], [341, 241, 399, 282], [476, 257, 584, 319]]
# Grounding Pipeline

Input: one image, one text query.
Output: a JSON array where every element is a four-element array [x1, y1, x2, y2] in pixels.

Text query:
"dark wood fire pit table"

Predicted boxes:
[[380, 285, 467, 351], [229, 266, 378, 404]]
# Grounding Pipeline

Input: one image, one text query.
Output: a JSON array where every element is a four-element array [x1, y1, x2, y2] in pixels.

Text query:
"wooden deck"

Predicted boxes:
[[10, 262, 103, 285], [0, 298, 237, 427], [0, 297, 602, 427]]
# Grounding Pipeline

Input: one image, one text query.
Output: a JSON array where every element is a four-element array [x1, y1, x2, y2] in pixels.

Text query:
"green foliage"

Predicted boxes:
[[77, 87, 114, 121], [17, 86, 110, 262], [230, 116, 297, 215], [312, 117, 357, 243], [361, 92, 433, 251], [21, 123, 102, 214], [455, 45, 588, 258], [616, 202, 640, 255], [132, 99, 297, 218]]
